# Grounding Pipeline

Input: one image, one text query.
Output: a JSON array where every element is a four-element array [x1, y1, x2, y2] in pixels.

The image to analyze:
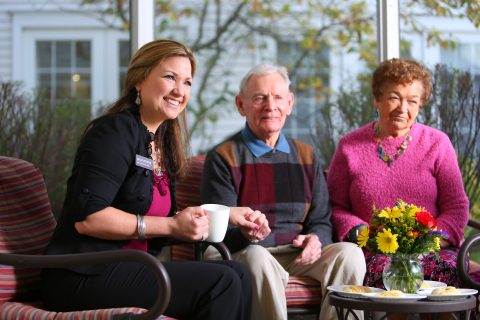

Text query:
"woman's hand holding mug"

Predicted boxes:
[[170, 207, 209, 241]]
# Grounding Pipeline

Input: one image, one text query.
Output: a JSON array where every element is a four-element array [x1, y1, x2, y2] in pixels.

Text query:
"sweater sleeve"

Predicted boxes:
[[201, 149, 250, 253], [302, 157, 333, 246], [434, 134, 469, 247], [70, 115, 137, 222], [327, 138, 368, 241]]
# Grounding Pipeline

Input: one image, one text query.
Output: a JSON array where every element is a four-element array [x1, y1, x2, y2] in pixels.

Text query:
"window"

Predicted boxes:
[[36, 40, 91, 105], [277, 41, 330, 144], [440, 43, 480, 75], [118, 40, 130, 93]]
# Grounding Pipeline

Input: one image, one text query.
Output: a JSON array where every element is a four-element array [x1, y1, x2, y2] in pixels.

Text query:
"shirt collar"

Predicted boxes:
[[241, 124, 290, 158]]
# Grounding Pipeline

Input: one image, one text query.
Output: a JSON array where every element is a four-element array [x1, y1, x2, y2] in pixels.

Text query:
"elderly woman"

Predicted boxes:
[[327, 58, 469, 288]]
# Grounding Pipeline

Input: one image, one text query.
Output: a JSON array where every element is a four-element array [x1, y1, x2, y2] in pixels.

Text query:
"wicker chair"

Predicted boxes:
[[0, 156, 171, 320], [457, 219, 480, 290]]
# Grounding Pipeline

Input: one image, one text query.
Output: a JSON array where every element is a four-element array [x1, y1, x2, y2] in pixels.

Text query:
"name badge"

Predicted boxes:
[[135, 154, 153, 170]]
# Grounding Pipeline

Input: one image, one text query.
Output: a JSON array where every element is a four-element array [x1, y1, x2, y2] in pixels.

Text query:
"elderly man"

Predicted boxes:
[[201, 63, 365, 320]]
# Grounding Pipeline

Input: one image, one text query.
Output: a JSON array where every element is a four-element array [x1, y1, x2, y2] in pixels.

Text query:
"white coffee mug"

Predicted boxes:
[[200, 204, 230, 243]]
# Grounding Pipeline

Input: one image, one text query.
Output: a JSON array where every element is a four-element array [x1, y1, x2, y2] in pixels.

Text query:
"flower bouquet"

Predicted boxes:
[[357, 200, 444, 293]]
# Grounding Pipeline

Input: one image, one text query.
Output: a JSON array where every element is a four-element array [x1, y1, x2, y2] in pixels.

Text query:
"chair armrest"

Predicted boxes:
[[163, 239, 232, 261], [194, 242, 232, 261], [457, 233, 480, 290], [468, 218, 480, 231], [0, 250, 170, 320]]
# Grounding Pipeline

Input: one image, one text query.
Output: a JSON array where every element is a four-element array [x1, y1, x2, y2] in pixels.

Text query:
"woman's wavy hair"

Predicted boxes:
[[372, 58, 432, 105], [105, 39, 196, 179]]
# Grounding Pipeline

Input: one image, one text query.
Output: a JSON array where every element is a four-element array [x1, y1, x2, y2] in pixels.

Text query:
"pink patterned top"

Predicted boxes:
[[123, 171, 171, 251], [327, 122, 469, 246]]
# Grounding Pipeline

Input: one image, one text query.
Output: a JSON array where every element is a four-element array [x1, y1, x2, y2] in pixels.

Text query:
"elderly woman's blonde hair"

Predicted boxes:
[[372, 58, 432, 105]]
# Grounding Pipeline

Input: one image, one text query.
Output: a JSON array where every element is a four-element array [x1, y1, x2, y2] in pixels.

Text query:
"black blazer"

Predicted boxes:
[[46, 106, 176, 274]]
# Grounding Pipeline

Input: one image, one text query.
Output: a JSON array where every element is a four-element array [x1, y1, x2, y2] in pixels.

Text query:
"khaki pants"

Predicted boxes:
[[207, 242, 366, 320]]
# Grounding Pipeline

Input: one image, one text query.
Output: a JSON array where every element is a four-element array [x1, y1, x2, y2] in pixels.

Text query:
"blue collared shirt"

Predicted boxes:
[[240, 124, 290, 158]]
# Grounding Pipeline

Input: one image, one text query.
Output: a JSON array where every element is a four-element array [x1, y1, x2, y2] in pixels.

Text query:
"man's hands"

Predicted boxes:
[[292, 234, 322, 265], [230, 207, 271, 242]]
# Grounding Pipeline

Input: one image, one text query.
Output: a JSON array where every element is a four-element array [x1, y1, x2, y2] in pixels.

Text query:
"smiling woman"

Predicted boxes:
[[136, 56, 192, 131], [374, 80, 422, 138], [372, 58, 431, 139], [327, 58, 469, 292], [40, 39, 255, 320]]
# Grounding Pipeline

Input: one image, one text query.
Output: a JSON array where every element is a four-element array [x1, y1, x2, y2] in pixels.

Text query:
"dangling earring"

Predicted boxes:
[[135, 90, 142, 106]]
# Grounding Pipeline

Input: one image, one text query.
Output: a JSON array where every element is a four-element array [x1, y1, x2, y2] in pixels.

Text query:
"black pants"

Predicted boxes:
[[42, 260, 251, 320]]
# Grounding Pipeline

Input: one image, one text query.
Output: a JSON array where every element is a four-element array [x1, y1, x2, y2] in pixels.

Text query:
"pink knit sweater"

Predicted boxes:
[[327, 121, 469, 247]]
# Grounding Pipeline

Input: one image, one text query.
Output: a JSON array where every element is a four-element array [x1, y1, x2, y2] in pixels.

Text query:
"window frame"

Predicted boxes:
[[12, 11, 127, 113]]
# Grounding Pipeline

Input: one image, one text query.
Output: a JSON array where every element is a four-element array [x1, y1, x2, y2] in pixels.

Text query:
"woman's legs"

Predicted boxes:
[[165, 260, 251, 320], [42, 260, 251, 320]]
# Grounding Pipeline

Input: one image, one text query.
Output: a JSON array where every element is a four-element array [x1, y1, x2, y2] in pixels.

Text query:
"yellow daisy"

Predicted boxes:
[[432, 237, 441, 251], [376, 228, 399, 254], [408, 205, 422, 218], [397, 201, 406, 211], [357, 226, 369, 248], [378, 207, 402, 220]]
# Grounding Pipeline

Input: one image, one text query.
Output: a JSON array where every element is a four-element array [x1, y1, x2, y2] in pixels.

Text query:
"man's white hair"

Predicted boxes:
[[239, 63, 291, 94]]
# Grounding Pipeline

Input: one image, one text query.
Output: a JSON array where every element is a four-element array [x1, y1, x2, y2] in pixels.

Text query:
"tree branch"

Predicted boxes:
[[191, 1, 247, 51], [192, 0, 210, 49]]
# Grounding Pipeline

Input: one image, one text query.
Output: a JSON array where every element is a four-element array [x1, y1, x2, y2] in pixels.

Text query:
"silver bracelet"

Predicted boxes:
[[136, 214, 146, 240]]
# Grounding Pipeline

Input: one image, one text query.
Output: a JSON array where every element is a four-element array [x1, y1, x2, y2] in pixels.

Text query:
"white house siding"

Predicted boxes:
[[0, 0, 81, 81], [401, 16, 480, 73], [163, 2, 279, 152], [0, 9, 12, 81], [0, 1, 127, 115], [1, 1, 478, 154]]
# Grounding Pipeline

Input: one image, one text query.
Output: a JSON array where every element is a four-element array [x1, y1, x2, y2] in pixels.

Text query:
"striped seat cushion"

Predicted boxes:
[[285, 276, 322, 307], [0, 302, 148, 320], [171, 244, 197, 261], [174, 155, 322, 308], [469, 261, 480, 283], [0, 157, 56, 302], [176, 155, 205, 210], [169, 243, 322, 307], [0, 157, 177, 319]]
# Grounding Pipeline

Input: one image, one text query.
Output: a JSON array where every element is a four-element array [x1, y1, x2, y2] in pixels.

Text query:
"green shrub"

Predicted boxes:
[[0, 82, 91, 217]]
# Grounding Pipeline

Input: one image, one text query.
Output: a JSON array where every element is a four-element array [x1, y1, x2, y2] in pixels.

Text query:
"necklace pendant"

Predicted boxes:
[[374, 123, 413, 167], [154, 166, 164, 177]]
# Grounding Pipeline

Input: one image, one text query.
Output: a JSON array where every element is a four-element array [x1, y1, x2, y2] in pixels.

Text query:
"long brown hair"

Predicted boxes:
[[105, 39, 196, 179]]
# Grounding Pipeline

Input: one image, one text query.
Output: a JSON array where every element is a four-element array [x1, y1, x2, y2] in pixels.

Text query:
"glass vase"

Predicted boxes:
[[382, 254, 423, 293]]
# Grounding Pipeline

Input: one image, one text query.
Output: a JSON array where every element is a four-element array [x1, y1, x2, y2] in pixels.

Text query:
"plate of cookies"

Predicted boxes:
[[327, 285, 384, 299], [425, 286, 478, 301], [362, 290, 427, 302], [416, 280, 447, 294]]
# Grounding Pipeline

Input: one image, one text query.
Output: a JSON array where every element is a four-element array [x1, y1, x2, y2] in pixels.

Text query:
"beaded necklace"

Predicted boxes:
[[374, 123, 412, 167], [146, 130, 165, 176]]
